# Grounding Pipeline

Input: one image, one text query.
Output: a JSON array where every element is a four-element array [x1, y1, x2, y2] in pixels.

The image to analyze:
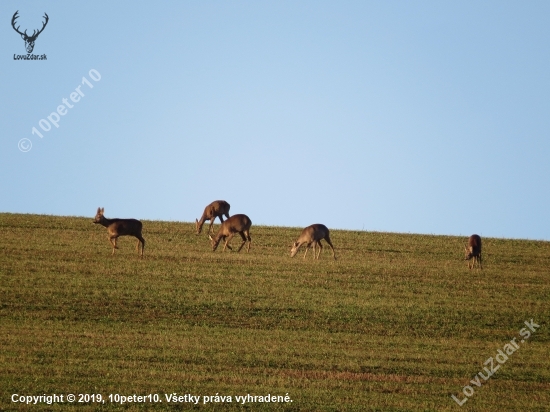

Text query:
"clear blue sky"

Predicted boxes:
[[2, 1, 549, 240]]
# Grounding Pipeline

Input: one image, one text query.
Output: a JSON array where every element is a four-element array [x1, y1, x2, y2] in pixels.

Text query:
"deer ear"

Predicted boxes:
[[97, 207, 101, 213], [101, 207, 104, 213]]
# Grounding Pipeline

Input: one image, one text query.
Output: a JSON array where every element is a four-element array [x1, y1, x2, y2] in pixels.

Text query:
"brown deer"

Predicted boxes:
[[93, 207, 145, 257], [464, 234, 482, 269], [196, 200, 230, 235], [209, 214, 251, 252], [290, 224, 336, 260]]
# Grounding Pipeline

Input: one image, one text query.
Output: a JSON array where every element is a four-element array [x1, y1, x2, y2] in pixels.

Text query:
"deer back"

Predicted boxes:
[[215, 200, 230, 216], [467, 234, 482, 256], [299, 224, 330, 243], [94, 208, 142, 237], [218, 214, 251, 236], [200, 200, 230, 220], [108, 218, 143, 237]]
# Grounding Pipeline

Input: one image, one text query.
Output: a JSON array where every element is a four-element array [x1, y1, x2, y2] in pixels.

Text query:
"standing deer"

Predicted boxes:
[[464, 234, 482, 269], [209, 214, 251, 252], [93, 207, 145, 257], [290, 224, 336, 260], [196, 200, 230, 235]]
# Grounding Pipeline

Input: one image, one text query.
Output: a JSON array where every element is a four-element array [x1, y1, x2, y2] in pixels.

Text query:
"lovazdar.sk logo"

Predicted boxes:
[[11, 10, 48, 60]]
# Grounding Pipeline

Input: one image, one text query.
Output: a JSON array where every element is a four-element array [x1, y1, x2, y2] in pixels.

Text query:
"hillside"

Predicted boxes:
[[0, 213, 548, 411]]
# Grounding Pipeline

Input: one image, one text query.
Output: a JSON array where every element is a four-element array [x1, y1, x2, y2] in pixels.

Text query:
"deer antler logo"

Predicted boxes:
[[11, 11, 49, 53]]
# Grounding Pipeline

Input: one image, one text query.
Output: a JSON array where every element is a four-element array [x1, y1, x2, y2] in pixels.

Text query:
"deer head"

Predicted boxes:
[[93, 207, 105, 224], [290, 242, 300, 257], [464, 244, 471, 260], [12, 11, 49, 53]]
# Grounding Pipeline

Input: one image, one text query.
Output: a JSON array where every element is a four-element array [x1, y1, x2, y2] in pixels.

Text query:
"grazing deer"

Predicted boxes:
[[196, 200, 231, 235], [290, 224, 336, 260], [93, 207, 145, 257], [209, 214, 251, 252], [464, 234, 482, 269]]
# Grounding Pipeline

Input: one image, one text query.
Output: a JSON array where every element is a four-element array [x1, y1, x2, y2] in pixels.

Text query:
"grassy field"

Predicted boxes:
[[0, 212, 548, 411]]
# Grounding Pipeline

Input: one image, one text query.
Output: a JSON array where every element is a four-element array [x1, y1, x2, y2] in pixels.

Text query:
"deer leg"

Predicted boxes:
[[110, 236, 118, 255], [237, 240, 246, 252], [313, 241, 321, 259], [223, 234, 235, 252], [316, 241, 323, 259], [325, 235, 336, 259], [303, 243, 309, 259], [137, 236, 145, 257], [246, 231, 251, 252], [208, 217, 220, 233], [479, 253, 482, 269], [221, 235, 233, 251], [237, 231, 247, 252]]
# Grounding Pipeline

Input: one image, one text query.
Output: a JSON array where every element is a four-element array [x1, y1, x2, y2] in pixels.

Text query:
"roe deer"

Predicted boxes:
[[290, 224, 336, 260], [93, 207, 145, 257], [196, 200, 230, 235], [464, 234, 482, 269], [209, 214, 251, 252]]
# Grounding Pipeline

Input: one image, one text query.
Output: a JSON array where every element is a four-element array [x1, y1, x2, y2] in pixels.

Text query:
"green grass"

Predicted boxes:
[[0, 213, 548, 411]]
